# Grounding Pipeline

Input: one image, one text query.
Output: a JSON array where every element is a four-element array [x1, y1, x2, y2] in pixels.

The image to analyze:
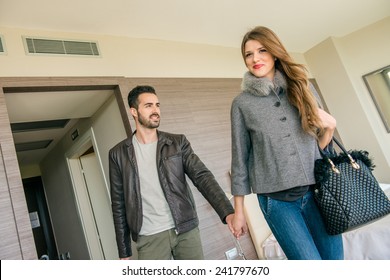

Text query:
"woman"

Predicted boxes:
[[229, 26, 343, 260]]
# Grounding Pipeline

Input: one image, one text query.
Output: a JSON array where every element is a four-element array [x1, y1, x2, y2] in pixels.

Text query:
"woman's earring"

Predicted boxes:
[[274, 57, 277, 61]]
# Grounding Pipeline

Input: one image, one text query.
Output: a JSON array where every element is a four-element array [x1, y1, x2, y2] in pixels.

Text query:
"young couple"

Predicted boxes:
[[109, 26, 343, 260]]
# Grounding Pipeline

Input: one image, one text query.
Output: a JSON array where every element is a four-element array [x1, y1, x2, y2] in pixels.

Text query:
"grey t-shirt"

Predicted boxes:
[[133, 135, 175, 235]]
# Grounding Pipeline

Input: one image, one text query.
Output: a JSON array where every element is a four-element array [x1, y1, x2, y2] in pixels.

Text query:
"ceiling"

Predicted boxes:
[[0, 0, 389, 53], [0, 0, 389, 168]]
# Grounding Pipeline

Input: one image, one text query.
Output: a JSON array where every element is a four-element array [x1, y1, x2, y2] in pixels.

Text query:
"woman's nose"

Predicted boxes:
[[253, 52, 261, 62]]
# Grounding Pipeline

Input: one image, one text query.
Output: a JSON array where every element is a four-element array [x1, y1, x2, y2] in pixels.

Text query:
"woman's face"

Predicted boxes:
[[244, 40, 276, 80]]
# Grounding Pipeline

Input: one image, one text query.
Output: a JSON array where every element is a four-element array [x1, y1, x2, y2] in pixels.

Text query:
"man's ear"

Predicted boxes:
[[130, 107, 137, 118]]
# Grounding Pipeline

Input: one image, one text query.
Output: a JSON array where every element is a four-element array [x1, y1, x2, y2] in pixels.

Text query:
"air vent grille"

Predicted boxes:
[[0, 36, 5, 53], [24, 37, 100, 56]]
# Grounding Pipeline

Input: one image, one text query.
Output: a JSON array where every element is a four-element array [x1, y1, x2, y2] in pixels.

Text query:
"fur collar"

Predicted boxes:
[[241, 69, 288, 97]]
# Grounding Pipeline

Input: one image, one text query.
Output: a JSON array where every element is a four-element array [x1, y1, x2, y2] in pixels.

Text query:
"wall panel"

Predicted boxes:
[[0, 88, 36, 259]]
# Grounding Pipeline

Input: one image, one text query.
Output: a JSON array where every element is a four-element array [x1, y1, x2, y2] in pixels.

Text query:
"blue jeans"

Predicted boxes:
[[257, 190, 344, 260]]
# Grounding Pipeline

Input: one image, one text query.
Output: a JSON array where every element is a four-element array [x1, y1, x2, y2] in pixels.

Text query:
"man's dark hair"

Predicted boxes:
[[128, 85, 157, 108]]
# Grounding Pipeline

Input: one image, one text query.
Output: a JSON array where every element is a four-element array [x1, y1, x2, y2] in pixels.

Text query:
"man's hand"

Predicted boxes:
[[227, 213, 248, 239]]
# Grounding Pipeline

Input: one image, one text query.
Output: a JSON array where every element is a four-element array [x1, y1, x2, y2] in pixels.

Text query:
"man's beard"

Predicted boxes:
[[138, 113, 160, 129]]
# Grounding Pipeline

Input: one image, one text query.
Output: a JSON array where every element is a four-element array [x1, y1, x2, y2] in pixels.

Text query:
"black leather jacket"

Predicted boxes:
[[109, 130, 234, 258]]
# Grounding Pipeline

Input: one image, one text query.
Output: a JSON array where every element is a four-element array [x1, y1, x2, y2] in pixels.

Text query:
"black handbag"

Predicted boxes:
[[314, 137, 390, 235]]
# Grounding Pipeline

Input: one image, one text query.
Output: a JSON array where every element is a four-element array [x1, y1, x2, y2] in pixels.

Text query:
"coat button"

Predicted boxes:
[[274, 101, 281, 107], [280, 116, 287, 122]]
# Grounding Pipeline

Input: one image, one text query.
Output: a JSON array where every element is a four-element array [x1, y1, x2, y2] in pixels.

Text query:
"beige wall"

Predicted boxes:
[[336, 17, 390, 164], [304, 17, 390, 183], [90, 94, 128, 187]]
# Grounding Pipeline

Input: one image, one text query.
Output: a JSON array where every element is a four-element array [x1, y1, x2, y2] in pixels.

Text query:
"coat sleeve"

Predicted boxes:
[[230, 97, 252, 196], [180, 135, 234, 223], [109, 149, 132, 258]]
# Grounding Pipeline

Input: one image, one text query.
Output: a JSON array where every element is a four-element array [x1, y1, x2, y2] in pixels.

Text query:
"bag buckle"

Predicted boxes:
[[348, 155, 360, 169], [328, 158, 340, 174]]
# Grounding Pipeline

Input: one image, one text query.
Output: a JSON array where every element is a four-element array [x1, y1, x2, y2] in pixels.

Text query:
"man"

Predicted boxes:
[[109, 85, 234, 260]]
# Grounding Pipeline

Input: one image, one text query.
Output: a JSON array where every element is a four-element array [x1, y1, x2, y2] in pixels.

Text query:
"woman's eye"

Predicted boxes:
[[259, 48, 267, 53], [245, 53, 252, 58]]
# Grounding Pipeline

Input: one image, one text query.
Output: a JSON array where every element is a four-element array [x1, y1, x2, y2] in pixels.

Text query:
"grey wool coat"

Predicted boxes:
[[230, 70, 323, 195]]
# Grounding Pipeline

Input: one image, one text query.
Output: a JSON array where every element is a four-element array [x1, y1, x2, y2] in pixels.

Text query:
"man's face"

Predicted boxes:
[[132, 93, 160, 129]]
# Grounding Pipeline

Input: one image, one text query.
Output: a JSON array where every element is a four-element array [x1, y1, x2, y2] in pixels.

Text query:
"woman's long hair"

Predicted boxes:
[[241, 26, 324, 137]]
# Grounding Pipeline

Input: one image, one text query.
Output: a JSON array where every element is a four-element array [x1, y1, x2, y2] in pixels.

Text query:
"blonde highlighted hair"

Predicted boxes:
[[241, 26, 324, 137]]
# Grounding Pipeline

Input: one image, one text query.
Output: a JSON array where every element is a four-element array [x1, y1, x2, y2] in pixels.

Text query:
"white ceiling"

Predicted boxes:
[[1, 0, 389, 168], [0, 0, 389, 53]]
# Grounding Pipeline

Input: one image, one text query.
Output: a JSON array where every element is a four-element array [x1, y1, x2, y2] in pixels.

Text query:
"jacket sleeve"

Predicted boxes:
[[109, 149, 132, 258], [230, 98, 252, 196], [180, 135, 234, 223]]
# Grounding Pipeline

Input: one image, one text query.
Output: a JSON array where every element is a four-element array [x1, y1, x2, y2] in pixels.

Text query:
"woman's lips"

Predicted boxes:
[[253, 64, 263, 70]]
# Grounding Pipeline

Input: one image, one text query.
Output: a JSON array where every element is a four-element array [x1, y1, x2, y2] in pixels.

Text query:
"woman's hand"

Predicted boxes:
[[231, 213, 248, 239], [317, 108, 336, 149], [229, 196, 248, 239]]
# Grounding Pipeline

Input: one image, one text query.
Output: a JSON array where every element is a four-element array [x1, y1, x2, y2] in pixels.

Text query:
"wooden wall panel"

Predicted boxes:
[[0, 89, 36, 259], [0, 143, 22, 259]]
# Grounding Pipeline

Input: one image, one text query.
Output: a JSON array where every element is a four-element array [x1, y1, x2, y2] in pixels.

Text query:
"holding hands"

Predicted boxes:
[[226, 195, 248, 239]]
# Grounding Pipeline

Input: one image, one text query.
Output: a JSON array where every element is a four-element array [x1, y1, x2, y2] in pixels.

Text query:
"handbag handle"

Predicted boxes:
[[319, 137, 360, 174]]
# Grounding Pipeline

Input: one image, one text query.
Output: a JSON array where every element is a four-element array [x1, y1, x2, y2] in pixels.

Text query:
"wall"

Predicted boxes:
[[336, 17, 390, 163], [304, 17, 390, 183], [90, 94, 127, 187]]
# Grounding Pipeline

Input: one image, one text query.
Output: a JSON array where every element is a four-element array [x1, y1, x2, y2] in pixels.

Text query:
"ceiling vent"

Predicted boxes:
[[0, 35, 5, 54], [23, 37, 100, 56]]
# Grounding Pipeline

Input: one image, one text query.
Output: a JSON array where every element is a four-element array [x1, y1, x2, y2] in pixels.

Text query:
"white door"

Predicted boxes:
[[79, 152, 118, 259]]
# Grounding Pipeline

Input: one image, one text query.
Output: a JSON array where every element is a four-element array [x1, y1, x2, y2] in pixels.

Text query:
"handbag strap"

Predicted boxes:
[[331, 137, 348, 155], [318, 137, 361, 173]]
